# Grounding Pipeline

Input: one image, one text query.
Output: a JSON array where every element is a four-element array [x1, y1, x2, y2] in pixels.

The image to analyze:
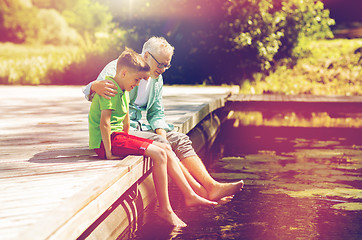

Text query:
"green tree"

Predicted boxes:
[[1, 0, 114, 44], [36, 8, 81, 45], [0, 0, 38, 43], [224, 0, 335, 71], [33, 0, 114, 41], [115, 0, 334, 85]]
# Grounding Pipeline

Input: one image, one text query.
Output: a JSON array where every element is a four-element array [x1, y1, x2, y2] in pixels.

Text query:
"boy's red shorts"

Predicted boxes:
[[94, 132, 153, 159]]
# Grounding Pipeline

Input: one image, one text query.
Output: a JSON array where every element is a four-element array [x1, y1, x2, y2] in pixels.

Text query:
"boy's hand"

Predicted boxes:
[[92, 80, 118, 99], [106, 152, 120, 160]]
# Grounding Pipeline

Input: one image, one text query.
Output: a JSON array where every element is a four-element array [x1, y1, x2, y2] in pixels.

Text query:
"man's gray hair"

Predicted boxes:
[[141, 36, 174, 57]]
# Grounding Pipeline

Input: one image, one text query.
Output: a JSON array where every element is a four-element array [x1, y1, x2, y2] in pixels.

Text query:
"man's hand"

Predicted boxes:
[[91, 80, 118, 99]]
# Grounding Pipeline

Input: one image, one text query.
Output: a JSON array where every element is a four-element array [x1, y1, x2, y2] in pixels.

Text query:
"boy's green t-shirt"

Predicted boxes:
[[88, 76, 130, 149]]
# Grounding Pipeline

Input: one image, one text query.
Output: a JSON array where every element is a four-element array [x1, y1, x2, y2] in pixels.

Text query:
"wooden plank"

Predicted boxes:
[[228, 94, 362, 103], [226, 94, 362, 113], [18, 156, 142, 240], [85, 174, 156, 240]]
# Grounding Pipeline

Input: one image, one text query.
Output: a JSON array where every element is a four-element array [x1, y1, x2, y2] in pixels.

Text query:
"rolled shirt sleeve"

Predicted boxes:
[[82, 59, 118, 101]]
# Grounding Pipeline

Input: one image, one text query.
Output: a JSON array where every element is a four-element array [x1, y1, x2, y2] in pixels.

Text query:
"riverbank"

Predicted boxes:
[[240, 39, 362, 96]]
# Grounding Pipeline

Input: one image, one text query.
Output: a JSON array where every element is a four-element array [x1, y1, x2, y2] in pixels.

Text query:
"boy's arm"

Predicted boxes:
[[123, 109, 130, 134], [100, 109, 119, 160]]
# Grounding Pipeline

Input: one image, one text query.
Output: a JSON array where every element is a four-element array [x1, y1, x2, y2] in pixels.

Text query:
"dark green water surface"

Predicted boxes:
[[125, 118, 362, 240]]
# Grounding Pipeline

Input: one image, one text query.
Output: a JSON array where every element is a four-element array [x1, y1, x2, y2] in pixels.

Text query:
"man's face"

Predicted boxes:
[[146, 51, 172, 79], [124, 70, 150, 91]]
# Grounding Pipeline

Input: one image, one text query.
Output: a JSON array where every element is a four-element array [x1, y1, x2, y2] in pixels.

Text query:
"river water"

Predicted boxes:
[[123, 112, 362, 240]]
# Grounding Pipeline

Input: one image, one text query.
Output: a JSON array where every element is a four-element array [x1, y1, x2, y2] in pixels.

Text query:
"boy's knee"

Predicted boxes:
[[152, 147, 167, 163], [158, 149, 167, 164], [162, 143, 172, 152]]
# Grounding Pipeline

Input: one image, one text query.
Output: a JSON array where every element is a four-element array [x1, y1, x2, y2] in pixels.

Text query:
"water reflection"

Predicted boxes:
[[127, 112, 361, 239], [228, 111, 362, 128], [203, 116, 361, 239]]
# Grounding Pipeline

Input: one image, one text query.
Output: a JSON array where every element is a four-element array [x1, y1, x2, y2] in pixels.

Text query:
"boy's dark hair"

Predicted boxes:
[[116, 47, 150, 73]]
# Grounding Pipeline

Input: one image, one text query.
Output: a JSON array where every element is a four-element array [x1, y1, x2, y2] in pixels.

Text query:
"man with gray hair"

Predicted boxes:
[[83, 36, 244, 202]]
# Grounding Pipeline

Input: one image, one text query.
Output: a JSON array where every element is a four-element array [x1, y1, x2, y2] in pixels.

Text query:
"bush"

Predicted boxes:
[[36, 9, 82, 45], [1, 0, 114, 45], [0, 0, 38, 43], [224, 0, 335, 72]]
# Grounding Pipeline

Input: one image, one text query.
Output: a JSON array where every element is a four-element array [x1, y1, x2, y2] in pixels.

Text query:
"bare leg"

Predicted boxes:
[[181, 155, 244, 201], [145, 144, 186, 227], [153, 142, 217, 207], [179, 162, 208, 198]]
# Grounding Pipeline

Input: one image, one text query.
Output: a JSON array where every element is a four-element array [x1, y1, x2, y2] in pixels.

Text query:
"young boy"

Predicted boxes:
[[88, 48, 217, 227]]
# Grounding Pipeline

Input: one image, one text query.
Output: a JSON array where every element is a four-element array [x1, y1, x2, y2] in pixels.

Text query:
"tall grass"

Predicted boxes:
[[0, 42, 118, 85], [0, 43, 79, 84]]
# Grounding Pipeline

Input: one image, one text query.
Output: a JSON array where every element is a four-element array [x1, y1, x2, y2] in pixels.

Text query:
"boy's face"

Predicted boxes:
[[124, 69, 150, 91]]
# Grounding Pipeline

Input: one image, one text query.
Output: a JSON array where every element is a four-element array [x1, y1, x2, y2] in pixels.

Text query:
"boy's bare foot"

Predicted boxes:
[[208, 180, 244, 201], [158, 209, 187, 227], [185, 194, 218, 207]]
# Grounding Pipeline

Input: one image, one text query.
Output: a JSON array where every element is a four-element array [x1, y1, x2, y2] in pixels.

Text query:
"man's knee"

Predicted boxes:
[[166, 131, 196, 160], [151, 134, 169, 144], [167, 132, 192, 146]]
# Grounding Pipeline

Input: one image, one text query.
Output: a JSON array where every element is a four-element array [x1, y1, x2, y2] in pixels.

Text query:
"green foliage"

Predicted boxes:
[[0, 0, 38, 43], [61, 0, 114, 39], [116, 0, 335, 85], [0, 0, 114, 45], [0, 39, 126, 85], [0, 43, 83, 84], [277, 0, 335, 59], [0, 0, 342, 87], [36, 9, 82, 45], [240, 39, 362, 96], [224, 0, 335, 71]]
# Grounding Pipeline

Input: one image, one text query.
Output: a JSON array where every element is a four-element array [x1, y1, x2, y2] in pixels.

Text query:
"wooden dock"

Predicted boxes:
[[0, 85, 237, 240], [225, 94, 362, 113]]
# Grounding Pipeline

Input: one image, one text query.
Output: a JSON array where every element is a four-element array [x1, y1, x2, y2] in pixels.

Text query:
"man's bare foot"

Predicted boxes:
[[158, 209, 187, 227], [185, 194, 218, 207], [218, 195, 234, 205], [193, 185, 208, 199], [208, 180, 244, 201]]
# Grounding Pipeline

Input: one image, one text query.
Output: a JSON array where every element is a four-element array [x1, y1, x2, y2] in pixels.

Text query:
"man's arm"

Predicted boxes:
[[100, 109, 119, 160], [83, 59, 118, 101], [91, 80, 118, 100], [155, 128, 167, 139]]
